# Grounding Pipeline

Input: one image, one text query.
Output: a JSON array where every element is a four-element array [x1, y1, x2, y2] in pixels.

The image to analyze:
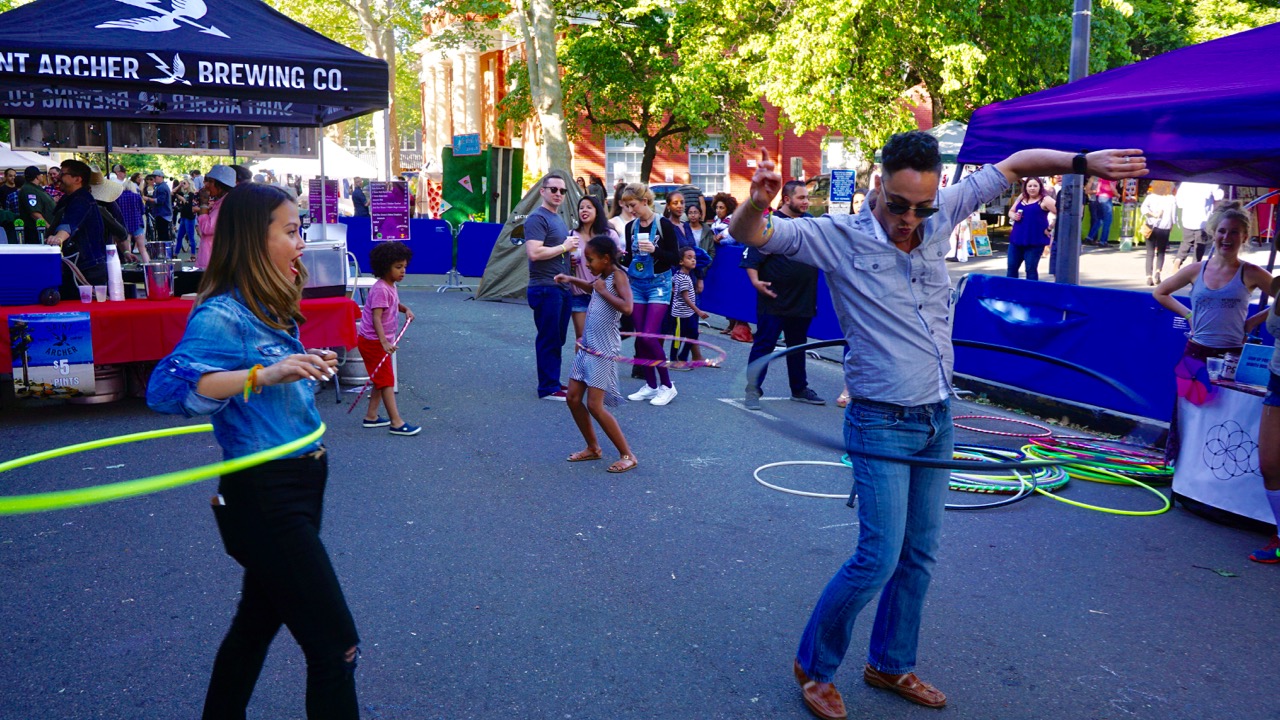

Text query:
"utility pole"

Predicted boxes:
[[1054, 0, 1092, 284]]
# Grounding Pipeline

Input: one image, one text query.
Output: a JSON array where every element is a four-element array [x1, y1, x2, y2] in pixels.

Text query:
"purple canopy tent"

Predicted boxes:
[[957, 22, 1280, 187]]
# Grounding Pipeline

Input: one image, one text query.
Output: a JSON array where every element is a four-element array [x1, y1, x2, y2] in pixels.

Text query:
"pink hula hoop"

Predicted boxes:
[[953, 414, 1054, 438], [575, 332, 728, 370]]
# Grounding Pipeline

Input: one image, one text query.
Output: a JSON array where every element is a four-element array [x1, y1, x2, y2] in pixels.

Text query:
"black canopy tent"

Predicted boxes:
[[0, 0, 389, 129]]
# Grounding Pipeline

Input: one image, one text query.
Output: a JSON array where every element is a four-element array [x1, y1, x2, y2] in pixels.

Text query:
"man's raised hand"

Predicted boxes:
[[750, 148, 784, 210], [1088, 149, 1149, 181]]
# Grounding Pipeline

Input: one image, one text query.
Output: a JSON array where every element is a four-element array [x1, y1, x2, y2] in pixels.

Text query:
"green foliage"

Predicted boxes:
[[736, 0, 1276, 151], [550, 0, 760, 179]]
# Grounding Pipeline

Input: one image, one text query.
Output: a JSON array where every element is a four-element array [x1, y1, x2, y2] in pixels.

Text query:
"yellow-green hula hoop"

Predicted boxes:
[[0, 423, 326, 516], [1029, 464, 1170, 516]]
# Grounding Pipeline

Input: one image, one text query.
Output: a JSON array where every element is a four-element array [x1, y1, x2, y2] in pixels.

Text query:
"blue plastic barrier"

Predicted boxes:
[[697, 244, 844, 340], [951, 275, 1241, 422], [456, 222, 503, 278], [342, 217, 454, 275]]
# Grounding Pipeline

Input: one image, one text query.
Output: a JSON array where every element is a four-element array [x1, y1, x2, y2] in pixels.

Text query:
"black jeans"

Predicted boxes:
[[1145, 228, 1171, 276], [153, 216, 172, 245], [205, 452, 359, 720], [668, 313, 700, 362], [747, 312, 813, 395]]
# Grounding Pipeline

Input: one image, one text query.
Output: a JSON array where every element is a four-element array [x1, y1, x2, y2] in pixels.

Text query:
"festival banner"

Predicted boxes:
[[9, 312, 95, 399], [307, 178, 340, 224], [370, 180, 410, 240]]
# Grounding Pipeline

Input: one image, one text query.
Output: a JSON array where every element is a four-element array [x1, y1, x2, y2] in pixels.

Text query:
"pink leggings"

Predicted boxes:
[[632, 301, 671, 388]]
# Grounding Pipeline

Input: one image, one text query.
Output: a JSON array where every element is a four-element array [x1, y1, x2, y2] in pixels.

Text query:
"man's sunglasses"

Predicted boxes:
[[882, 200, 940, 218], [544, 186, 567, 195]]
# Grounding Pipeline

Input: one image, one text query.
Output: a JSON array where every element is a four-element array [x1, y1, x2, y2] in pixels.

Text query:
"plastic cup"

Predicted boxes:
[[78, 285, 93, 304], [93, 285, 107, 302], [1206, 357, 1224, 381]]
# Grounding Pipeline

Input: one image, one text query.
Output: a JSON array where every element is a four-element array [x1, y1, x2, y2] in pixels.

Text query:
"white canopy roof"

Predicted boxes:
[[0, 141, 50, 171], [250, 138, 378, 181]]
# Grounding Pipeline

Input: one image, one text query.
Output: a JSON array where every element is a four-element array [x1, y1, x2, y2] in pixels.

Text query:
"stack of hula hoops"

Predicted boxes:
[[756, 414, 1173, 515]]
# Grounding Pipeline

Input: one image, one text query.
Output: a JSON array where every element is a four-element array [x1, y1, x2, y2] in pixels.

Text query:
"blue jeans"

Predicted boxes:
[[747, 313, 813, 394], [175, 217, 198, 253], [1087, 197, 1113, 245], [797, 398, 953, 681], [1006, 243, 1046, 281], [630, 270, 672, 304], [527, 285, 571, 397]]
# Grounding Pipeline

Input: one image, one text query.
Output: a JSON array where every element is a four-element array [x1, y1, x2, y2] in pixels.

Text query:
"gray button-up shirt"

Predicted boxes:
[[760, 164, 1010, 407]]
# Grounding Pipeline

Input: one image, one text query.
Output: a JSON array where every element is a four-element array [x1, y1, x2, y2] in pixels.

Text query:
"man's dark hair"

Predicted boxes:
[[24, 166, 42, 182], [370, 240, 413, 278], [231, 164, 253, 184], [540, 173, 566, 189], [880, 131, 942, 177], [782, 180, 806, 199], [60, 159, 92, 183]]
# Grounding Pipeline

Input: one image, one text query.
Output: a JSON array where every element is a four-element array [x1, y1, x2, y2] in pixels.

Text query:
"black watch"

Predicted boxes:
[[1072, 152, 1088, 176]]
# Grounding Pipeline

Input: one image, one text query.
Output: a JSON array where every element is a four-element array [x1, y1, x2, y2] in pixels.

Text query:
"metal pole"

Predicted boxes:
[[228, 124, 237, 162], [319, 131, 328, 242], [1054, 0, 1092, 285]]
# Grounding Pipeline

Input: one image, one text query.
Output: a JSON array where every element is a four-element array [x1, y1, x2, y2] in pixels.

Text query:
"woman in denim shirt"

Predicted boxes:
[[148, 184, 361, 719]]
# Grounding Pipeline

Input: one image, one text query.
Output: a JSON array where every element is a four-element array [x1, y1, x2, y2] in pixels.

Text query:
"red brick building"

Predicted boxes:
[[416, 17, 933, 200]]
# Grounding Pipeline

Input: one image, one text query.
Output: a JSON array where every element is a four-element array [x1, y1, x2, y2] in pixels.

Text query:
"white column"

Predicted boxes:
[[450, 50, 466, 137], [434, 61, 451, 153], [465, 49, 483, 138], [420, 53, 438, 169]]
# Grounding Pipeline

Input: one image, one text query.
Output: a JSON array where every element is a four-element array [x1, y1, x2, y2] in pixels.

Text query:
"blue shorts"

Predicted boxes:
[[629, 270, 672, 305], [569, 293, 591, 313], [1265, 371, 1280, 407]]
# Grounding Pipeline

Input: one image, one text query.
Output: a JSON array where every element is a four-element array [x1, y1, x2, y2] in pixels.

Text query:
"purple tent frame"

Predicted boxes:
[[958, 22, 1280, 187]]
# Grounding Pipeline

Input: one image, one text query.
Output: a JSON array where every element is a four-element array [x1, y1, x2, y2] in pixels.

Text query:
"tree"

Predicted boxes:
[[735, 0, 1280, 152], [501, 0, 760, 183], [265, 0, 427, 176], [427, 0, 573, 173]]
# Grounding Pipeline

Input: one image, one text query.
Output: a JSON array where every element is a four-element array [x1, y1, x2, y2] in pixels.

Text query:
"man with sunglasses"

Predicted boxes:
[[525, 173, 578, 400], [730, 131, 1147, 720]]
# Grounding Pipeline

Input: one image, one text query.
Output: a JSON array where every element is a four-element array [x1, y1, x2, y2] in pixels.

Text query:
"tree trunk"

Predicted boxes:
[[641, 137, 659, 186], [516, 0, 571, 174], [353, 0, 398, 178]]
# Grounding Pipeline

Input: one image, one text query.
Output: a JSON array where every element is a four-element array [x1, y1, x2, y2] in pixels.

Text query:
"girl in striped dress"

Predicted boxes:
[[555, 236, 638, 473]]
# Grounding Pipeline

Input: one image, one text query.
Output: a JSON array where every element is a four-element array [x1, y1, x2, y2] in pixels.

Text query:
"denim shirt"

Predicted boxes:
[[147, 292, 323, 460], [761, 164, 1010, 407]]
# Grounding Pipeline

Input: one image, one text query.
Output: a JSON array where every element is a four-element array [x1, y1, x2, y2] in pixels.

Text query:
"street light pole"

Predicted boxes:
[[1054, 0, 1092, 284]]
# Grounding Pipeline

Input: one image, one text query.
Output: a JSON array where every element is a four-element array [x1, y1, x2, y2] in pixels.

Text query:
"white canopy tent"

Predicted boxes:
[[250, 138, 378, 181], [0, 142, 50, 171]]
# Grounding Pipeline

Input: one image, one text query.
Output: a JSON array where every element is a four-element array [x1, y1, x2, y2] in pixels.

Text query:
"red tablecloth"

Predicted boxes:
[[1, 296, 358, 371]]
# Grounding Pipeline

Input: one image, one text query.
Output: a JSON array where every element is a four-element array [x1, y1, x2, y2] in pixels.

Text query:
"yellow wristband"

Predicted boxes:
[[244, 364, 264, 402], [748, 196, 768, 213]]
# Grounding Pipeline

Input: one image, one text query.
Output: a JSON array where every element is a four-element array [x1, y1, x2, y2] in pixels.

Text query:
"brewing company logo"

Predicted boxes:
[[97, 0, 230, 39]]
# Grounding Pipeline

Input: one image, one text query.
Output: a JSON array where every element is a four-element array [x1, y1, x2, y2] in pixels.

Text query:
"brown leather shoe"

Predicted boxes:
[[794, 660, 847, 720], [863, 664, 947, 708]]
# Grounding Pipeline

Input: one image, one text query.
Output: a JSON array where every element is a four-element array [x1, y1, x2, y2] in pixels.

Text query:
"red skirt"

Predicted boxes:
[[357, 335, 396, 389]]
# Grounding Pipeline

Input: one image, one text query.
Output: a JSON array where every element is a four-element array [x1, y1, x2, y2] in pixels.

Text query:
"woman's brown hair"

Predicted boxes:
[[197, 183, 306, 331]]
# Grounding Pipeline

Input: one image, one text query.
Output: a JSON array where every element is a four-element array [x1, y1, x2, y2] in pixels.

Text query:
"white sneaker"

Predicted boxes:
[[650, 384, 678, 406], [628, 384, 660, 402]]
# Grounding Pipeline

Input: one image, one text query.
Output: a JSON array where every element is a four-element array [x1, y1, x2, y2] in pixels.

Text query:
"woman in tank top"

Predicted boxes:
[[1153, 209, 1274, 462], [1006, 177, 1056, 281]]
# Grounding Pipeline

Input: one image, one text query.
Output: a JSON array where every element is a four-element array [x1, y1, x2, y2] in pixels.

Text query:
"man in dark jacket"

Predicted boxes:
[[351, 177, 370, 217], [742, 180, 823, 410]]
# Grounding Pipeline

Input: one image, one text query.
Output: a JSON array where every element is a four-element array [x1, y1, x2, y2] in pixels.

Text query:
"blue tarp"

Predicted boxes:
[[959, 22, 1280, 186], [342, 217, 453, 276]]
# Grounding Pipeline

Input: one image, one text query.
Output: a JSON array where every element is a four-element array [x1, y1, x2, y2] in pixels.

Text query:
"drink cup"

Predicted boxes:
[[78, 285, 93, 304], [1206, 357, 1224, 381], [93, 285, 107, 302], [1221, 352, 1240, 381]]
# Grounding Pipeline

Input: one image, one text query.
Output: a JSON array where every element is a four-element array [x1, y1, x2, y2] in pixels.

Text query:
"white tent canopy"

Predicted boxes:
[[250, 138, 378, 181], [0, 142, 50, 171]]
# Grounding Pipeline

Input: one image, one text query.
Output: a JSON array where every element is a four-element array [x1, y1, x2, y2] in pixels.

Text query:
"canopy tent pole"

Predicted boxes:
[[104, 121, 112, 172], [1053, 0, 1091, 285], [228, 124, 237, 163], [319, 128, 328, 242]]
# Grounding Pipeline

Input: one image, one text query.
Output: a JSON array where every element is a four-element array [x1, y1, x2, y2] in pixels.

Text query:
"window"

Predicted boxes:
[[400, 131, 420, 152], [345, 118, 375, 150], [688, 137, 728, 193], [821, 136, 860, 175], [605, 136, 644, 188]]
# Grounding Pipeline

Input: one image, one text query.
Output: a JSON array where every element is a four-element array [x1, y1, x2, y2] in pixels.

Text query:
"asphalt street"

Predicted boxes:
[[1, 285, 1277, 720]]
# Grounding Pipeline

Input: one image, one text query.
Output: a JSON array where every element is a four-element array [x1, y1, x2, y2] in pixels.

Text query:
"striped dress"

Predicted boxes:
[[571, 273, 625, 406]]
